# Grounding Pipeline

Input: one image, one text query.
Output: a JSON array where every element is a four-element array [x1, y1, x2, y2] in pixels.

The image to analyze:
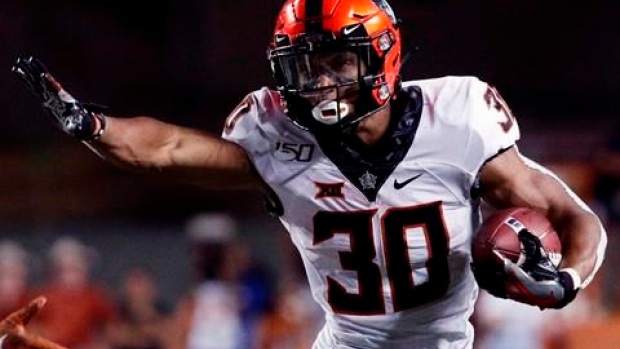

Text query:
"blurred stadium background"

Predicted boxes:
[[0, 1, 619, 349]]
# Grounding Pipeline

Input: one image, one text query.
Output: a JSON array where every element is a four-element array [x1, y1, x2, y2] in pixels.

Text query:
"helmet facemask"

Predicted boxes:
[[269, 33, 396, 132], [274, 43, 367, 124]]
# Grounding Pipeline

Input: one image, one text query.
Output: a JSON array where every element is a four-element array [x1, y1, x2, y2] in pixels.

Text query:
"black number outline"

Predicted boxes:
[[313, 201, 450, 315]]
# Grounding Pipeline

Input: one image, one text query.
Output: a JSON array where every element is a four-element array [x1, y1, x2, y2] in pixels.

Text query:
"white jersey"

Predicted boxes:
[[222, 76, 520, 349]]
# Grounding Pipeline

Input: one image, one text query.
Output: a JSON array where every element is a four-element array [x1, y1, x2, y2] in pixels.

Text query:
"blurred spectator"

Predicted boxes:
[[253, 232, 323, 349], [0, 240, 32, 318], [594, 131, 620, 223], [33, 236, 118, 349], [108, 266, 172, 349], [254, 279, 322, 349], [473, 290, 548, 349], [168, 213, 272, 349], [592, 131, 620, 309], [226, 242, 273, 349]]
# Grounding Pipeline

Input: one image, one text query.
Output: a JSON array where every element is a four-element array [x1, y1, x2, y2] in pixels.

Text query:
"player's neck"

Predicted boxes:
[[353, 106, 392, 146]]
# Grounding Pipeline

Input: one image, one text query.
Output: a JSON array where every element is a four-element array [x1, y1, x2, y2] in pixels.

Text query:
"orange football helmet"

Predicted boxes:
[[268, 0, 402, 131]]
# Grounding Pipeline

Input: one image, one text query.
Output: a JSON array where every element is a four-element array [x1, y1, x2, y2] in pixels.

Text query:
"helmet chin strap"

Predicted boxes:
[[311, 100, 351, 125]]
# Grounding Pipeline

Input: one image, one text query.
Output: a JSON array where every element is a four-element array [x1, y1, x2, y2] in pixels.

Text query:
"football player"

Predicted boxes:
[[10, 0, 607, 348]]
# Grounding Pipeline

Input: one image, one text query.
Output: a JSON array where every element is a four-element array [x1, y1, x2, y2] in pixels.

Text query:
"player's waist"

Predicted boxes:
[[317, 314, 474, 349]]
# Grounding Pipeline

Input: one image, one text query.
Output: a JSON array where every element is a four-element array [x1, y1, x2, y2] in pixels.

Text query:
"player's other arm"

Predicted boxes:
[[0, 297, 68, 349], [12, 56, 262, 190], [479, 147, 607, 288]]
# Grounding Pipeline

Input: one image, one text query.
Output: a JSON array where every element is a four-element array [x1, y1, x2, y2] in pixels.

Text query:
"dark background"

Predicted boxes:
[[0, 0, 618, 221]]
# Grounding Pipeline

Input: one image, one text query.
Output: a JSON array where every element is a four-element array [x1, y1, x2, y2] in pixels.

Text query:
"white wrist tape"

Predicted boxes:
[[560, 268, 583, 290], [0, 334, 8, 349]]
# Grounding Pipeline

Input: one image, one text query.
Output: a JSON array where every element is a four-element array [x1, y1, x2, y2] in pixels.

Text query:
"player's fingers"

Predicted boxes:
[[501, 256, 543, 294], [504, 260, 534, 283], [5, 297, 46, 327], [12, 60, 39, 93], [16, 57, 40, 80], [42, 73, 64, 94], [30, 58, 48, 75], [496, 250, 525, 278], [492, 249, 517, 274]]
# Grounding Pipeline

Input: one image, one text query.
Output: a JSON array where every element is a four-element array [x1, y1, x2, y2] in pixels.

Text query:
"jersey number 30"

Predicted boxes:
[[313, 201, 450, 315]]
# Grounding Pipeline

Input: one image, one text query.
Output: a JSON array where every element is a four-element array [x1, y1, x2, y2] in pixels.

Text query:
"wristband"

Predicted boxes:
[[78, 112, 106, 141], [90, 113, 107, 140], [560, 268, 582, 290]]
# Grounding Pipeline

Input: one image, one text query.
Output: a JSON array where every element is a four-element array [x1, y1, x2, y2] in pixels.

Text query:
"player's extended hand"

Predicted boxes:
[[11, 56, 105, 140], [0, 297, 68, 349], [500, 229, 578, 309]]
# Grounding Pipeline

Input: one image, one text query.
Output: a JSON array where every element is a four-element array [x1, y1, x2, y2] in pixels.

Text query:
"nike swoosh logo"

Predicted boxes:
[[393, 174, 422, 190], [343, 24, 361, 36]]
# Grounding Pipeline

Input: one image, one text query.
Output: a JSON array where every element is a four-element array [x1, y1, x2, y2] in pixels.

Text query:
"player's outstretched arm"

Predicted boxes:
[[12, 56, 261, 190], [0, 297, 68, 349]]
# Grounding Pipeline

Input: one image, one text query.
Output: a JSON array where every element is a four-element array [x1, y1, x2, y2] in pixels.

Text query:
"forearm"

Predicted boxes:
[[88, 115, 261, 189], [88, 115, 187, 170], [11, 56, 263, 191], [516, 174, 606, 288], [523, 167, 607, 288], [550, 207, 606, 288]]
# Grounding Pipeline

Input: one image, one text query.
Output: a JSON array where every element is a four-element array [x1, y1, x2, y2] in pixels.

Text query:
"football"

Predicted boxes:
[[471, 207, 562, 271]]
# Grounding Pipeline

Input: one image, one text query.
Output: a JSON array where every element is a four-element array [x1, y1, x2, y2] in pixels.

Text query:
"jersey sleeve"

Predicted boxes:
[[220, 88, 275, 158], [463, 77, 521, 171]]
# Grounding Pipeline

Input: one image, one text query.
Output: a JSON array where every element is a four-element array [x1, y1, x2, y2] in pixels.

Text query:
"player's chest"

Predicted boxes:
[[274, 152, 475, 214]]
